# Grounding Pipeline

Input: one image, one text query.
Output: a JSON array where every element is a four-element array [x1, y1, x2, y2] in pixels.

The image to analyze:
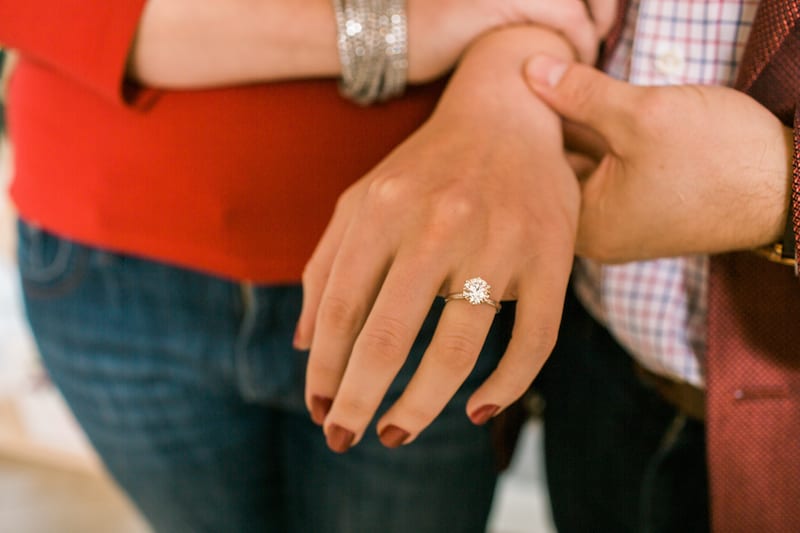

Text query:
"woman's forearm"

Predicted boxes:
[[128, 1, 598, 90], [128, 0, 339, 88]]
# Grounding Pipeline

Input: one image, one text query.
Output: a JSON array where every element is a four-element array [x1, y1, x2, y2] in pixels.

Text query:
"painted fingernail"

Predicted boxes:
[[310, 395, 333, 426], [469, 404, 500, 426], [326, 424, 355, 453], [379, 425, 410, 448]]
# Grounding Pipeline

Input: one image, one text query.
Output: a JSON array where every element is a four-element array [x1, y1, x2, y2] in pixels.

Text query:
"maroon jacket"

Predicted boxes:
[[605, 1, 800, 530]]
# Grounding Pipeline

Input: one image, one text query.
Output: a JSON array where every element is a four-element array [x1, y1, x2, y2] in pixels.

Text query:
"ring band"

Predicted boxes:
[[444, 277, 501, 313]]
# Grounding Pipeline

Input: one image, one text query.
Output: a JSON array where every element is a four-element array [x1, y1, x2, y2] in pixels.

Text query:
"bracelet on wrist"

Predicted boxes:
[[332, 0, 408, 105]]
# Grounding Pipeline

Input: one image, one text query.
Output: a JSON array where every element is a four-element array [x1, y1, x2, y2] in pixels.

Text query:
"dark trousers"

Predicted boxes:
[[537, 290, 710, 533]]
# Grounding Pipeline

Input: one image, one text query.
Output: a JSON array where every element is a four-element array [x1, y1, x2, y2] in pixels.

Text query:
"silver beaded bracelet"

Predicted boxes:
[[332, 0, 408, 105]]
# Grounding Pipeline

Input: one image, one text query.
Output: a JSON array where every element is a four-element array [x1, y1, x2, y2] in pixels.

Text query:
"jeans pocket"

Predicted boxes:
[[17, 219, 89, 299]]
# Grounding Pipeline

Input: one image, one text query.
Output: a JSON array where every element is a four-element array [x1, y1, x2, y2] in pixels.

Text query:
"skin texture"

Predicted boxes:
[[128, 0, 600, 88], [297, 5, 793, 454], [124, 1, 620, 452], [296, 26, 583, 452], [524, 55, 793, 263]]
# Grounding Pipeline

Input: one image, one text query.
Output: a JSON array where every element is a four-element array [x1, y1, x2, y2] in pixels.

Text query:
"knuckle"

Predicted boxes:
[[394, 397, 437, 427], [436, 329, 481, 373], [308, 355, 344, 384], [428, 188, 481, 234], [530, 323, 559, 357], [494, 355, 541, 399], [358, 316, 412, 362], [443, 189, 480, 222], [317, 295, 363, 335], [408, 187, 484, 252], [566, 71, 600, 114], [335, 394, 371, 418], [364, 174, 409, 211]]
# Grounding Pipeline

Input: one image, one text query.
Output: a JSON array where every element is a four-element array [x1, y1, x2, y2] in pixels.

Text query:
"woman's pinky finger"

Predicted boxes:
[[464, 266, 571, 424]]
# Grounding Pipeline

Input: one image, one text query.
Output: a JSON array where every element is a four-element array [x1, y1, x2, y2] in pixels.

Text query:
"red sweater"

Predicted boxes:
[[1, 1, 441, 282]]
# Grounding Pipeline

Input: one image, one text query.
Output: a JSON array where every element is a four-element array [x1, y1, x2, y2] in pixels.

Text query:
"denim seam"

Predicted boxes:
[[21, 246, 91, 300], [27, 239, 73, 282], [234, 282, 261, 400]]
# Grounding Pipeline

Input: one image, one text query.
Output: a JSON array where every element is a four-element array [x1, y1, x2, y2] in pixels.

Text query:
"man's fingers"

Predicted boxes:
[[517, 0, 599, 64], [524, 55, 638, 144]]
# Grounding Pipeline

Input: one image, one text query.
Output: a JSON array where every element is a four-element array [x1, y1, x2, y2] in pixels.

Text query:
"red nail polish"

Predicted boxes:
[[327, 424, 355, 454], [310, 395, 333, 426], [379, 425, 410, 448], [469, 404, 499, 426]]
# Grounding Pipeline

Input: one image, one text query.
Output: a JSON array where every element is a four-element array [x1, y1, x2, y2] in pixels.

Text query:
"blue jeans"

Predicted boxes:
[[537, 290, 709, 533], [17, 220, 510, 533]]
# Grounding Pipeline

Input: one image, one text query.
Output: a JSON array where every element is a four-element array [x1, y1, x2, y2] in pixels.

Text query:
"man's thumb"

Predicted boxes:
[[524, 54, 631, 134]]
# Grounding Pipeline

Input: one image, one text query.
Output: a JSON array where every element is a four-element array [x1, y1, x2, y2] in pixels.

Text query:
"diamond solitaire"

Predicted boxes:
[[444, 277, 501, 313], [462, 277, 491, 305]]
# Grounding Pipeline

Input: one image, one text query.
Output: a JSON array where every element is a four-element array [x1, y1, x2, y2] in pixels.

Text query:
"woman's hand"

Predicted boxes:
[[524, 56, 793, 263], [296, 27, 581, 452]]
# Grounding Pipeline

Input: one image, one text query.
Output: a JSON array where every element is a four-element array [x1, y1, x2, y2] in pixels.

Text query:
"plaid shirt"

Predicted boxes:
[[572, 0, 758, 387]]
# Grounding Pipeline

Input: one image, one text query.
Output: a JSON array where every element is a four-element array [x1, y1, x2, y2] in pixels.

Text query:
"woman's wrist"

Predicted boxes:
[[434, 25, 577, 147]]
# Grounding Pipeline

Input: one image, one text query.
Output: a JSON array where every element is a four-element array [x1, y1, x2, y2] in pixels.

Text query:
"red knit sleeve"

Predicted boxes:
[[0, 0, 153, 106]]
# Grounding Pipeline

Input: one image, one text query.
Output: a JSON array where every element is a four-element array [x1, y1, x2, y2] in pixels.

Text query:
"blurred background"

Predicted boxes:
[[0, 48, 555, 533]]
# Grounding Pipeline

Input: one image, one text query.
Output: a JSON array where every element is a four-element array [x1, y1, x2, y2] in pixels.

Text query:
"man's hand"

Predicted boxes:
[[296, 27, 580, 453], [524, 55, 794, 263]]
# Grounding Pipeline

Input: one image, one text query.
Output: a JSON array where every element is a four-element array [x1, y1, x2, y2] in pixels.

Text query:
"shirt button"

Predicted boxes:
[[654, 47, 685, 78]]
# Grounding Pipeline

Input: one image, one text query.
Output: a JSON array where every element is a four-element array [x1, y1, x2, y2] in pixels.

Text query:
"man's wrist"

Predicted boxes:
[[751, 125, 795, 268]]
